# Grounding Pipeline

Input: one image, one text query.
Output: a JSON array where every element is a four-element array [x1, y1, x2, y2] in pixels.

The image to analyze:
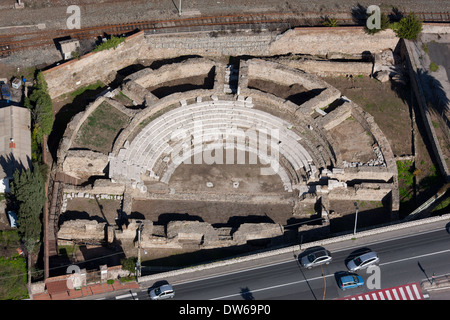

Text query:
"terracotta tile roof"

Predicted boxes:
[[46, 280, 69, 294]]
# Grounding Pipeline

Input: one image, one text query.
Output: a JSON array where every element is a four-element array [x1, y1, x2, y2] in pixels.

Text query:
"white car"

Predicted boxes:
[[346, 251, 379, 272], [149, 284, 175, 300], [300, 248, 332, 269]]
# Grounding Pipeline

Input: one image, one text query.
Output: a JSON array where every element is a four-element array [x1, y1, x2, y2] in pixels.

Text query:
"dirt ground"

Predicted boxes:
[[329, 199, 390, 233], [136, 157, 295, 226], [131, 199, 293, 227], [167, 154, 289, 194], [329, 116, 375, 163], [63, 198, 122, 225], [325, 75, 413, 157], [248, 78, 315, 106]]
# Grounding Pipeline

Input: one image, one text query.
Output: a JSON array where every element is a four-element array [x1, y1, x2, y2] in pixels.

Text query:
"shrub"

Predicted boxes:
[[322, 17, 339, 27], [93, 36, 125, 52], [391, 13, 423, 40], [430, 62, 439, 72], [120, 257, 137, 274]]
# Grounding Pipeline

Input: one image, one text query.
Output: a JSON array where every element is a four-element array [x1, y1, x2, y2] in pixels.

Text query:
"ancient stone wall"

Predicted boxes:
[[245, 58, 332, 90], [57, 217, 287, 249], [62, 150, 109, 180], [43, 27, 398, 100], [58, 220, 106, 244], [269, 27, 398, 57], [43, 31, 145, 99], [275, 58, 373, 77], [57, 95, 138, 174], [127, 58, 216, 89]]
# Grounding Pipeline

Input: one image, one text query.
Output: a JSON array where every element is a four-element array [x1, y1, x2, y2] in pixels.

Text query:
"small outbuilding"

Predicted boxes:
[[59, 39, 81, 60]]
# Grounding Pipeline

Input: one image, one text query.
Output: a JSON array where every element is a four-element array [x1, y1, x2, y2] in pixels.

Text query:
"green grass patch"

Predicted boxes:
[[0, 255, 28, 300], [432, 195, 450, 212], [70, 80, 105, 98], [0, 230, 28, 300], [75, 101, 129, 153], [397, 160, 414, 202]]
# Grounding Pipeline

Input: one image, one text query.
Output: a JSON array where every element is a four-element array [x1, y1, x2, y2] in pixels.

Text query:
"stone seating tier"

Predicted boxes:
[[121, 101, 314, 175], [109, 99, 336, 193]]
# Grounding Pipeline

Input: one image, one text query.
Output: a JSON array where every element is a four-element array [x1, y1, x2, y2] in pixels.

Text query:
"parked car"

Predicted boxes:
[[338, 273, 364, 290], [346, 251, 379, 272], [300, 247, 332, 269], [149, 284, 175, 300]]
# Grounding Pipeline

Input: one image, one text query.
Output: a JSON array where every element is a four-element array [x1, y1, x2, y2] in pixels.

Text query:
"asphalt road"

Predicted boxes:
[[168, 227, 450, 300], [101, 220, 450, 301]]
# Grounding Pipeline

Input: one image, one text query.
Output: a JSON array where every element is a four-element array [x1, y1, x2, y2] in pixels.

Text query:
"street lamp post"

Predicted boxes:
[[136, 222, 143, 278], [353, 202, 359, 235]]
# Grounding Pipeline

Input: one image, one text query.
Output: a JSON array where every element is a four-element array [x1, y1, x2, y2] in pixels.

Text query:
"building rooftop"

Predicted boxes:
[[0, 106, 31, 183]]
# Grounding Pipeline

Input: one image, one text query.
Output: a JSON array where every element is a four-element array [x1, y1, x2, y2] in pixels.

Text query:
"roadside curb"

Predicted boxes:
[[421, 273, 450, 292], [138, 213, 450, 284]]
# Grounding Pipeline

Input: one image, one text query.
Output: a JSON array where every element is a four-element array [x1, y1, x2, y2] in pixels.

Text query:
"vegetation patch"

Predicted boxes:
[[397, 160, 414, 203], [0, 254, 28, 300], [70, 80, 104, 98], [93, 36, 125, 52], [74, 101, 130, 154], [0, 230, 29, 299], [429, 62, 439, 72]]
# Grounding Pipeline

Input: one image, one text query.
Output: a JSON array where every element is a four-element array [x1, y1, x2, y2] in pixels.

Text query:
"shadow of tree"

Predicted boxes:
[[417, 69, 450, 132], [0, 153, 31, 181], [351, 3, 367, 26]]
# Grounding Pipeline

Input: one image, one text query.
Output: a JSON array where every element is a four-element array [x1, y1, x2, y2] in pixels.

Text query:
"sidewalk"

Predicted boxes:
[[32, 280, 139, 300], [422, 273, 450, 293]]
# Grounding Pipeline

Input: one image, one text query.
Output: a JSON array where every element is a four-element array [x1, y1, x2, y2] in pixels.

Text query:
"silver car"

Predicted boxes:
[[149, 284, 175, 300], [346, 251, 379, 272], [300, 248, 332, 269]]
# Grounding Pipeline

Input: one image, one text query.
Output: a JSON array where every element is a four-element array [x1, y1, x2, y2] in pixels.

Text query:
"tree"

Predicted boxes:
[[120, 257, 137, 276], [10, 166, 46, 288], [391, 13, 423, 40], [28, 74, 53, 137]]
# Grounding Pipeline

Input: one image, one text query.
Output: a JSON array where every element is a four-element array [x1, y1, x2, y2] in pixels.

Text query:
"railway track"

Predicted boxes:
[[0, 11, 449, 57]]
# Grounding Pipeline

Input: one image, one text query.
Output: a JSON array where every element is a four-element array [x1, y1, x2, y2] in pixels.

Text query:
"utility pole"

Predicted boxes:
[[136, 223, 143, 279], [178, 0, 182, 16], [353, 202, 359, 235]]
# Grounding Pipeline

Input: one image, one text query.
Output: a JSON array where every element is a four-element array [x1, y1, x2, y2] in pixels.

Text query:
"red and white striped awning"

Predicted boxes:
[[340, 282, 424, 300]]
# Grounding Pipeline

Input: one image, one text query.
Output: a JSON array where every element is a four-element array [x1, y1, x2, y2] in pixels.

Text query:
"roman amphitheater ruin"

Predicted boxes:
[[47, 29, 402, 259]]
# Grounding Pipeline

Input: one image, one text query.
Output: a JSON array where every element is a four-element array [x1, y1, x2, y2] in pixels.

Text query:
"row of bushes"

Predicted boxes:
[[323, 11, 423, 40]]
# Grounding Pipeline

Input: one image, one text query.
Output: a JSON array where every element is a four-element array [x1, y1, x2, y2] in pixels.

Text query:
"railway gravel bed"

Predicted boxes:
[[1, 0, 449, 33]]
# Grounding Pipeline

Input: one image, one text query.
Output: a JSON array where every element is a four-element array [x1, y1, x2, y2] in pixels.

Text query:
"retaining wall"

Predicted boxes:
[[403, 39, 450, 182]]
